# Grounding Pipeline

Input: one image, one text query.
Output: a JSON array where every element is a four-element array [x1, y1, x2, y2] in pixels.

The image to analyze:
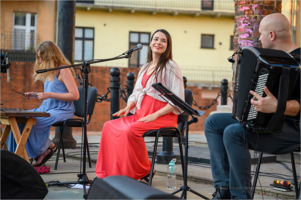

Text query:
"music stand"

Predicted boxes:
[[152, 83, 208, 200], [36, 54, 131, 197]]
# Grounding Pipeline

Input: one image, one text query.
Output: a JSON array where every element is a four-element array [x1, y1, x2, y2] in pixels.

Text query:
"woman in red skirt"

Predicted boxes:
[[95, 29, 184, 184]]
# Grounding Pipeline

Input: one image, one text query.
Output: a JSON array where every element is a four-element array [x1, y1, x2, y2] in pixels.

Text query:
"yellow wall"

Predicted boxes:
[[282, 0, 301, 47], [75, 9, 234, 72], [281, 0, 291, 20], [1, 0, 56, 48]]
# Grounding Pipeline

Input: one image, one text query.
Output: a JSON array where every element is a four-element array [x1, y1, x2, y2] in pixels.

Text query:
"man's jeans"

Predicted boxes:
[[204, 113, 300, 199]]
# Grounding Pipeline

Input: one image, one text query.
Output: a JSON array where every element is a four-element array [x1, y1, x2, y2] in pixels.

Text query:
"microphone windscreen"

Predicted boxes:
[[137, 44, 143, 50]]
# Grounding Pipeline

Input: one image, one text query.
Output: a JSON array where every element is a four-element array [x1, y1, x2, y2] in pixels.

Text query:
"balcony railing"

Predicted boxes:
[[93, 62, 233, 86], [77, 0, 235, 15], [1, 49, 36, 63], [1, 32, 39, 51], [181, 66, 233, 87], [1, 32, 39, 62]]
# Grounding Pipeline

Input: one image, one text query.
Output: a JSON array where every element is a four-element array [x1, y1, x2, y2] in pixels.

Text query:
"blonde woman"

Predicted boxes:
[[7, 41, 79, 166]]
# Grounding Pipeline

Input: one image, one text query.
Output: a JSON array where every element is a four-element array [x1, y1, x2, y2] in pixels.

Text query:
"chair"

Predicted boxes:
[[52, 86, 98, 170], [142, 89, 193, 186], [251, 148, 300, 199]]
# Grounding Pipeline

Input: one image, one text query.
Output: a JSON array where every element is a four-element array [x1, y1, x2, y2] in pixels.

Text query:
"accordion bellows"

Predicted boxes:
[[232, 47, 300, 133]]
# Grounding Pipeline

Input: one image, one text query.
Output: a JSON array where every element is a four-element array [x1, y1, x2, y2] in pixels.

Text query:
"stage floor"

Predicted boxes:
[[41, 133, 299, 199]]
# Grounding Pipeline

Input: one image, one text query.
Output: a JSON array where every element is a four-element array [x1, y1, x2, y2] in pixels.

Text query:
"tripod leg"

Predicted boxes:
[[180, 191, 185, 199], [85, 133, 92, 168], [189, 188, 209, 199], [171, 187, 182, 195], [183, 122, 189, 200], [177, 134, 185, 176]]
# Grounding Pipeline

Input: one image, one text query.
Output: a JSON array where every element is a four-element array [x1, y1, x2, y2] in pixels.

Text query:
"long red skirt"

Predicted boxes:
[[95, 95, 178, 179]]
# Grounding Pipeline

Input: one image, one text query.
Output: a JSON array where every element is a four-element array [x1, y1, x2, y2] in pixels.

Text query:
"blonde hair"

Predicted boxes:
[[33, 41, 75, 83]]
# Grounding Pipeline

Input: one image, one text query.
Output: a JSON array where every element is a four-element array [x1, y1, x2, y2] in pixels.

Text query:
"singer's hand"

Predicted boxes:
[[250, 87, 277, 113], [138, 113, 158, 123], [37, 92, 52, 100], [113, 102, 135, 117], [24, 92, 38, 100], [113, 107, 131, 117]]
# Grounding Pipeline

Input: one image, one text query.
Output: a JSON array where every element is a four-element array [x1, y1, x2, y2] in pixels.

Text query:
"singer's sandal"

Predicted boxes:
[[140, 170, 156, 185], [33, 145, 57, 167]]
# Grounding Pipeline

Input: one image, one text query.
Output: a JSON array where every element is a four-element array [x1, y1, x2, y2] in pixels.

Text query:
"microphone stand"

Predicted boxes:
[[151, 83, 208, 199], [172, 114, 208, 199], [37, 54, 131, 197]]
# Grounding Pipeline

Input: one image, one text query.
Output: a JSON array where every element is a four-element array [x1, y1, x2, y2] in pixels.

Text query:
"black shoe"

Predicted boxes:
[[212, 186, 231, 200], [139, 170, 156, 185], [33, 145, 57, 167]]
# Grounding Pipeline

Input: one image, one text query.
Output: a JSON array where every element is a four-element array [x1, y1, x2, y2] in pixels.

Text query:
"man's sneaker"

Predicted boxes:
[[212, 186, 231, 200]]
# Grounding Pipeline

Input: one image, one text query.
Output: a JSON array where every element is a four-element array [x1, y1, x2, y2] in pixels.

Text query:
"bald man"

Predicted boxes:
[[204, 13, 300, 199]]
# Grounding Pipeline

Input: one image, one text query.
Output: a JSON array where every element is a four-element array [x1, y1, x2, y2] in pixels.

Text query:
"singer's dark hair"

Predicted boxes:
[[146, 29, 173, 82]]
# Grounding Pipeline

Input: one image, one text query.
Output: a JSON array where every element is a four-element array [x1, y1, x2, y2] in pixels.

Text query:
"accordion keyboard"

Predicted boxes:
[[247, 73, 269, 120]]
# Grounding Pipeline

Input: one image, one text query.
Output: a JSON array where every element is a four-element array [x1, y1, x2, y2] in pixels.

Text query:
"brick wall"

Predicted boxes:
[[233, 0, 282, 51], [1, 62, 218, 133]]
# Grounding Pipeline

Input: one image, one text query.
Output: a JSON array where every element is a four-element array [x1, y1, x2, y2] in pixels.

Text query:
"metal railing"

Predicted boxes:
[[1, 32, 39, 51], [78, 0, 235, 13], [1, 32, 38, 62], [1, 49, 36, 63], [181, 66, 233, 85]]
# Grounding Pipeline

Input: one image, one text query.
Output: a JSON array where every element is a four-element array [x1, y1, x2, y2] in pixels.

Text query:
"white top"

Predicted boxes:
[[127, 59, 185, 115]]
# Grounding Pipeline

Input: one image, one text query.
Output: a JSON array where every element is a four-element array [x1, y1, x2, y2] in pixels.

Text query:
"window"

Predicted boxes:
[[128, 32, 150, 68], [201, 0, 214, 10], [201, 34, 214, 49], [230, 36, 234, 50], [13, 12, 37, 50], [74, 27, 94, 62]]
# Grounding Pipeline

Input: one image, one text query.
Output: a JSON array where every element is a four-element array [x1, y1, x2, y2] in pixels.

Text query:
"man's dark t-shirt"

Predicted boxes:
[[288, 47, 300, 121]]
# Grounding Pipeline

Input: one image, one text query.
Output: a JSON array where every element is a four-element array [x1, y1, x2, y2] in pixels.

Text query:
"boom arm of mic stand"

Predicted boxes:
[[36, 54, 131, 74], [36, 64, 82, 74], [87, 54, 131, 65]]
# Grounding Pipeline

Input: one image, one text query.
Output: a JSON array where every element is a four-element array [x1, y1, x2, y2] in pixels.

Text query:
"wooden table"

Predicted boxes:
[[0, 110, 50, 162]]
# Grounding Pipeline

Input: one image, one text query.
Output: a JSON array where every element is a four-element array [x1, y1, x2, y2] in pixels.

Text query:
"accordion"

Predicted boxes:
[[232, 47, 300, 133]]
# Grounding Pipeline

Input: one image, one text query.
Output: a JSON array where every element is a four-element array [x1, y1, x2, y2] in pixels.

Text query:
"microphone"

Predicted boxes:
[[121, 44, 143, 55]]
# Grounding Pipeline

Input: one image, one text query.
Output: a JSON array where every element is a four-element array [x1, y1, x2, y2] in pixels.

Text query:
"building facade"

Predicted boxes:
[[75, 0, 236, 87], [1, 0, 57, 62], [75, 0, 300, 89]]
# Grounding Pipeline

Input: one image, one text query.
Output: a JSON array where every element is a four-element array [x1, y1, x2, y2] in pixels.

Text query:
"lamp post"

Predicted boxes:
[[53, 0, 76, 148]]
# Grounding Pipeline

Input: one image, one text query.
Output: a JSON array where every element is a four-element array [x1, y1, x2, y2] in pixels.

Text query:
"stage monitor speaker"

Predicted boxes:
[[87, 176, 180, 199], [1, 150, 48, 199]]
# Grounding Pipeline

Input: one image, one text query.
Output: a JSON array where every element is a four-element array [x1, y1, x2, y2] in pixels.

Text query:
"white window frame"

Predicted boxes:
[[13, 12, 37, 50]]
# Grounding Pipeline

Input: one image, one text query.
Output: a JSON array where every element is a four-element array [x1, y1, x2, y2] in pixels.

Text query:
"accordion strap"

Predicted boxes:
[[265, 67, 290, 133]]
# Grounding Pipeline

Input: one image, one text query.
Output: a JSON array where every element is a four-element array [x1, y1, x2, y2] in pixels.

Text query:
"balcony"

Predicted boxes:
[[1, 32, 39, 62], [76, 0, 235, 17]]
